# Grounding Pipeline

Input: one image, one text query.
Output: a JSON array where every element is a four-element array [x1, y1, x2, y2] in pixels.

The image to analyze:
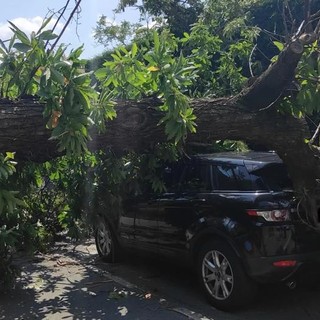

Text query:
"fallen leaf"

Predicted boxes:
[[144, 293, 152, 299], [118, 306, 128, 316], [108, 290, 128, 299], [56, 259, 79, 266]]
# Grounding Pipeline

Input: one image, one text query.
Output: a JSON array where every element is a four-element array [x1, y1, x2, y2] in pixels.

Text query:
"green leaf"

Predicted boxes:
[[120, 46, 129, 55], [75, 89, 91, 110], [13, 42, 32, 52], [0, 39, 8, 53], [0, 192, 4, 215], [0, 166, 8, 180], [38, 30, 58, 41], [8, 34, 16, 51], [95, 68, 107, 80], [55, 61, 73, 69], [273, 41, 284, 52], [5, 152, 15, 160], [153, 31, 160, 52], [8, 21, 30, 44], [111, 53, 121, 61], [131, 43, 138, 57], [50, 68, 65, 85], [36, 16, 53, 34], [73, 73, 91, 86]]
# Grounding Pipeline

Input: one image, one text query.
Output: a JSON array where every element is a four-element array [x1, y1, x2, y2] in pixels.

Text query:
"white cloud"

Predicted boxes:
[[0, 16, 64, 41]]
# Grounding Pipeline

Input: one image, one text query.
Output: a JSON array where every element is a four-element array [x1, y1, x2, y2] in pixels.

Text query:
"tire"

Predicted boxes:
[[196, 240, 257, 311], [95, 220, 118, 262]]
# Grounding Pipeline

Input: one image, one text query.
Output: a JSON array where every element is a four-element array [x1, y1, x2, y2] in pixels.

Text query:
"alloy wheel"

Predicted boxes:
[[202, 250, 234, 300], [96, 222, 112, 257]]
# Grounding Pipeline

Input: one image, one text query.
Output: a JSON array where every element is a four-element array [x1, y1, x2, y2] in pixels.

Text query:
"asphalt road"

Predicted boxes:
[[99, 249, 320, 320], [1, 239, 320, 320]]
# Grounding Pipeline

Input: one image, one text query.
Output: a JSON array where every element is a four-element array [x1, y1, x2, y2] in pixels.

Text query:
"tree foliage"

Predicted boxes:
[[117, 0, 204, 37], [1, 0, 320, 288], [0, 17, 116, 156], [94, 16, 142, 47]]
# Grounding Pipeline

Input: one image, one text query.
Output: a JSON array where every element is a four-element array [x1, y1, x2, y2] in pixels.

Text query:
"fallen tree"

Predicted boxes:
[[1, 1, 320, 227], [1, 31, 320, 224], [0, 32, 311, 157]]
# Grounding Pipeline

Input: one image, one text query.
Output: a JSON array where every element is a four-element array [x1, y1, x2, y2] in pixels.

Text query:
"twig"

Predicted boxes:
[[286, 1, 295, 34], [84, 280, 113, 287], [315, 19, 320, 35], [306, 115, 318, 129], [261, 28, 286, 41], [258, 91, 283, 112], [74, 3, 82, 40], [48, 0, 82, 55], [45, 0, 71, 49], [311, 9, 320, 20], [309, 122, 320, 145], [248, 44, 257, 77], [255, 45, 272, 63], [20, 0, 81, 97], [295, 20, 306, 37], [282, 2, 290, 41], [304, 0, 312, 32]]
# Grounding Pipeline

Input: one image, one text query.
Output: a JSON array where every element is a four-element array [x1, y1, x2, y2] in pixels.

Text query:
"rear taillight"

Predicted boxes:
[[273, 260, 297, 267], [247, 209, 290, 222]]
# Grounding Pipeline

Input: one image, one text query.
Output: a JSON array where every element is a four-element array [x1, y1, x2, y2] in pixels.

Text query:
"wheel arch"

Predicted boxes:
[[95, 213, 121, 246], [194, 233, 257, 310], [190, 229, 242, 265]]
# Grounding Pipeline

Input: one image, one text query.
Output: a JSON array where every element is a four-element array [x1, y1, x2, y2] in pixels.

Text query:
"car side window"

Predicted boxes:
[[181, 163, 211, 192], [212, 164, 239, 190], [162, 161, 185, 192], [233, 165, 254, 191]]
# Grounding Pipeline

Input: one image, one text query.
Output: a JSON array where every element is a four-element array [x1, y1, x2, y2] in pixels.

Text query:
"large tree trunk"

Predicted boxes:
[[0, 97, 311, 160], [0, 34, 319, 225]]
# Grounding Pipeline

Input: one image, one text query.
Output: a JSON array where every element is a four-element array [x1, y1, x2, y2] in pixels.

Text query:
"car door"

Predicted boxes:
[[118, 195, 139, 248], [132, 193, 159, 253], [157, 160, 212, 258], [119, 184, 159, 253]]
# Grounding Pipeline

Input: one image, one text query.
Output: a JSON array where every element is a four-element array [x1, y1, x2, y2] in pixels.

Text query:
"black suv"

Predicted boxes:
[[95, 152, 320, 310]]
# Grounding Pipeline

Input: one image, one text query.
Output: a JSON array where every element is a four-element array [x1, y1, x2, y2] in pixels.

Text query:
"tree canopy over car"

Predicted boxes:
[[1, 0, 320, 287]]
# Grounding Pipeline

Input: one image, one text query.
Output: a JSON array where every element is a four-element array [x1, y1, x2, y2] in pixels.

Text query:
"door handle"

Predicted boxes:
[[192, 199, 206, 204]]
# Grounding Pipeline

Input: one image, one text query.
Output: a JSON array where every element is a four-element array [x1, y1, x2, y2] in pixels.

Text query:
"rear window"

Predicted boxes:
[[248, 164, 292, 192], [212, 164, 253, 191], [211, 163, 292, 192]]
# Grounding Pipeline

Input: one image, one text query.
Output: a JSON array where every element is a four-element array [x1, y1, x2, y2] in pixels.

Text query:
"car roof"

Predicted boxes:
[[192, 151, 283, 166]]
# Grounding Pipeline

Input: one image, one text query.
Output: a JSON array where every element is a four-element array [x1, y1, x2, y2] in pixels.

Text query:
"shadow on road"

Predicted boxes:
[[1, 239, 320, 320], [101, 250, 320, 320], [0, 241, 186, 320]]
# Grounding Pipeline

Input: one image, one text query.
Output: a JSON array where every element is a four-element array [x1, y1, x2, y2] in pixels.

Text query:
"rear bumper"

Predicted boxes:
[[245, 250, 320, 283]]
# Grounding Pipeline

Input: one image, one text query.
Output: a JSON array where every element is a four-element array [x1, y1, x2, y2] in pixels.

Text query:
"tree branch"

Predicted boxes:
[[48, 0, 82, 55], [45, 0, 71, 49]]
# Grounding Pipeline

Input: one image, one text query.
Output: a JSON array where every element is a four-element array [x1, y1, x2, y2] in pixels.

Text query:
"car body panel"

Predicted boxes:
[[100, 152, 320, 284]]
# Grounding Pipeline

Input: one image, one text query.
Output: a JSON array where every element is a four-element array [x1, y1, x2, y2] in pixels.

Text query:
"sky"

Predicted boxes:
[[0, 0, 140, 59]]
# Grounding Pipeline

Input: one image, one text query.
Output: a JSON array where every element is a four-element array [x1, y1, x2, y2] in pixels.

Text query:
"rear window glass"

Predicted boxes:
[[249, 164, 292, 192], [212, 165, 253, 191]]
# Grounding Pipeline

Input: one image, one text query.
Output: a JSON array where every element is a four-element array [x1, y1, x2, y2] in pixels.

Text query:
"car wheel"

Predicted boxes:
[[197, 240, 257, 311], [95, 220, 118, 262]]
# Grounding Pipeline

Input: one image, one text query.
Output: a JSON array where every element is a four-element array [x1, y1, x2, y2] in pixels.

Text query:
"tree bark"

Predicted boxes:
[[0, 97, 311, 160]]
